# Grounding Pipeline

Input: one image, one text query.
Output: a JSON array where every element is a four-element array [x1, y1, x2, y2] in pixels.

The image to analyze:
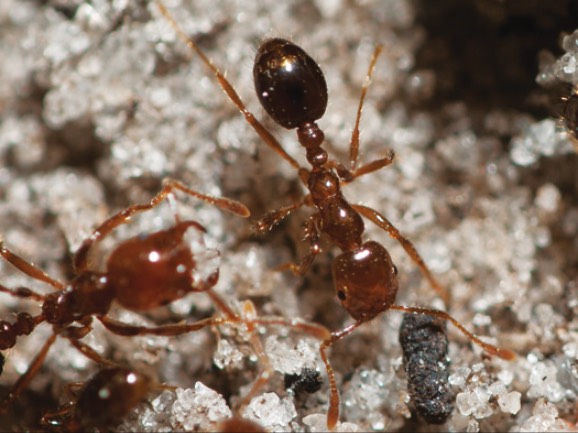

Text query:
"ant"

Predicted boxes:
[[399, 312, 453, 424], [155, 0, 515, 429], [0, 177, 330, 429], [0, 177, 249, 409], [39, 367, 162, 431]]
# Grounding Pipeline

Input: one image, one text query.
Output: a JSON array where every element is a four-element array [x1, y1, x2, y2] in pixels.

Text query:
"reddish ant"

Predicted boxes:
[[155, 0, 516, 429], [0, 178, 249, 409]]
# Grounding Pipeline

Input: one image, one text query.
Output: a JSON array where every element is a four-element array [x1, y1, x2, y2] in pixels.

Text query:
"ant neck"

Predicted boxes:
[[297, 123, 327, 169]]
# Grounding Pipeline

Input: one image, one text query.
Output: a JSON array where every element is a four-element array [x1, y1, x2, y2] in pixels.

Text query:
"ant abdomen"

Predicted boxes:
[[253, 38, 328, 129], [332, 241, 398, 322]]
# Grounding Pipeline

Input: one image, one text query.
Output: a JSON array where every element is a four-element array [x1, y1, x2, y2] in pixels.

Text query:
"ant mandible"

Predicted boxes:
[[0, 178, 249, 408], [155, 1, 515, 429]]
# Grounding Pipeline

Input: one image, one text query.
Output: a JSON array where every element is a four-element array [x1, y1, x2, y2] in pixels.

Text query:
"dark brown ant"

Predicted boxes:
[[399, 312, 453, 424], [154, 2, 516, 429], [40, 367, 162, 432], [0, 178, 249, 408]]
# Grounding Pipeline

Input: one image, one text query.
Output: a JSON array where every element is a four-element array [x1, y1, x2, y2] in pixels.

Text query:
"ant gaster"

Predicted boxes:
[[157, 2, 516, 429], [0, 178, 249, 407]]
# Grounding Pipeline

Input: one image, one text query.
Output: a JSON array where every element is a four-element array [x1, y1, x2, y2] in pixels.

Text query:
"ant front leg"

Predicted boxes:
[[329, 149, 395, 183], [353, 204, 450, 302], [253, 199, 307, 233], [348, 44, 383, 172], [61, 326, 118, 368], [390, 305, 515, 360], [274, 213, 322, 276]]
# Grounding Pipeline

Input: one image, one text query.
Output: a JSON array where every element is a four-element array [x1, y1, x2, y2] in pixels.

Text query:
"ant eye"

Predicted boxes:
[[337, 290, 346, 301]]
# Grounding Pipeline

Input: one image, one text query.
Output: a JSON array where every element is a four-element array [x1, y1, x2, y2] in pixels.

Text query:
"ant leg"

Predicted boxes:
[[0, 283, 46, 302], [59, 321, 118, 366], [349, 44, 383, 172], [73, 178, 249, 273], [329, 150, 395, 183], [253, 200, 306, 233], [65, 338, 118, 368], [39, 379, 83, 426], [2, 332, 58, 408], [0, 243, 65, 290], [206, 288, 238, 320], [161, 178, 250, 218], [98, 315, 229, 337], [40, 401, 76, 428], [236, 301, 275, 410], [154, 0, 301, 171], [319, 322, 364, 431], [245, 315, 345, 430], [390, 305, 515, 360], [275, 214, 321, 276], [352, 204, 450, 302]]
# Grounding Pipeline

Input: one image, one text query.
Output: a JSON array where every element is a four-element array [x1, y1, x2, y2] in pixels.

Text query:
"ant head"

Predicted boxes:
[[105, 221, 216, 312], [254, 38, 328, 129], [332, 241, 398, 322]]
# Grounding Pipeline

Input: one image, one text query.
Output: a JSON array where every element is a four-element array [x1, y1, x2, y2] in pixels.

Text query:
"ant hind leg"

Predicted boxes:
[[352, 204, 450, 302], [390, 304, 515, 360]]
